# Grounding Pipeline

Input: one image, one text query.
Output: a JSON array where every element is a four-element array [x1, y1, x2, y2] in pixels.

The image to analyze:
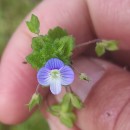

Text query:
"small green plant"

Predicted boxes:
[[26, 14, 119, 128]]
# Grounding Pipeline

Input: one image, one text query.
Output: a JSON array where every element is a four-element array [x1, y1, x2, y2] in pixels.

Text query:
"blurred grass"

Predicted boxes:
[[0, 111, 50, 130], [0, 0, 50, 130], [0, 0, 41, 55]]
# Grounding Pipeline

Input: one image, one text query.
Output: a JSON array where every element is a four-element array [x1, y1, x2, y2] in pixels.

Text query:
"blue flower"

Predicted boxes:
[[37, 58, 74, 95]]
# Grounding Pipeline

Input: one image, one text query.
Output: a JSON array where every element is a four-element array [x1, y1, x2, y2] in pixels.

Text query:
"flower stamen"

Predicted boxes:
[[50, 70, 61, 79]]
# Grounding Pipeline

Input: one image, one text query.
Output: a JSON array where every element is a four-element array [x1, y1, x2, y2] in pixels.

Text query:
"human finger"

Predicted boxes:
[[43, 56, 130, 130], [0, 0, 94, 124]]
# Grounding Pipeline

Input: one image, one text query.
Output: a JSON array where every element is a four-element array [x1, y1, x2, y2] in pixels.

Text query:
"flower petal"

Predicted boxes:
[[45, 58, 64, 70], [50, 79, 62, 95], [60, 66, 74, 85], [37, 67, 51, 86]]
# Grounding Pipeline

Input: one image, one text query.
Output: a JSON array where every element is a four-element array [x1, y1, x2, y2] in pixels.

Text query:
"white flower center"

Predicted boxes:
[[50, 69, 61, 79]]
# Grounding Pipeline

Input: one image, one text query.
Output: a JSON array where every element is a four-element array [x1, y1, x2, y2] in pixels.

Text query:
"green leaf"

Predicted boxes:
[[48, 93, 79, 128], [60, 93, 73, 112], [60, 114, 74, 128], [26, 14, 40, 34], [49, 105, 61, 112], [26, 26, 75, 69], [26, 51, 46, 69], [63, 93, 83, 109], [57, 36, 74, 56], [95, 43, 105, 57], [31, 36, 45, 51], [61, 100, 72, 112], [105, 40, 119, 51], [95, 40, 119, 57], [48, 104, 61, 116], [68, 112, 76, 122], [48, 26, 68, 40], [53, 35, 74, 65], [70, 94, 83, 109], [27, 93, 42, 111], [62, 93, 71, 103], [79, 73, 90, 81]]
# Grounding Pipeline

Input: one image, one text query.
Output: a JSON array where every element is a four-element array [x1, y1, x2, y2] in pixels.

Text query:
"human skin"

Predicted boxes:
[[0, 0, 130, 130]]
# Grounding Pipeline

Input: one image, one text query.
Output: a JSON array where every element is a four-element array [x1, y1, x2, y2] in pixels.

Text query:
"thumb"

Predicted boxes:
[[41, 56, 130, 130]]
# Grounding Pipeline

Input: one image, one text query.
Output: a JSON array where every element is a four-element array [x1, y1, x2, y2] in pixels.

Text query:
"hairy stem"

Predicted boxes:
[[65, 85, 73, 93], [75, 39, 101, 48], [35, 84, 40, 94]]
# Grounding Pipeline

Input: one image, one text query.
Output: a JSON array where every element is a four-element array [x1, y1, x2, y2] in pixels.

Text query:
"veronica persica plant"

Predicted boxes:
[[25, 14, 119, 128]]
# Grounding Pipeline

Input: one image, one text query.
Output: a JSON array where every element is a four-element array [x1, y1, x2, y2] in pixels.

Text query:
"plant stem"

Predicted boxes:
[[65, 85, 73, 93], [75, 39, 101, 48], [45, 91, 51, 108], [69, 86, 73, 93], [35, 84, 40, 94]]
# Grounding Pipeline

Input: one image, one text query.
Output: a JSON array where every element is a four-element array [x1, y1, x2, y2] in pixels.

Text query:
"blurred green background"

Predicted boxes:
[[0, 0, 50, 130], [0, 0, 41, 55]]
